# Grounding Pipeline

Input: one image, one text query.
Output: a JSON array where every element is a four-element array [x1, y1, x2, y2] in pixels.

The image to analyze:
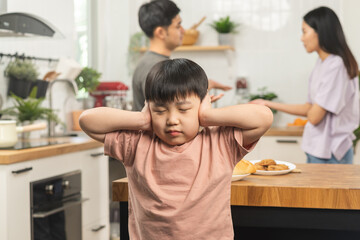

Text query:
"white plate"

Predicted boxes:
[[250, 160, 296, 176], [231, 174, 250, 181]]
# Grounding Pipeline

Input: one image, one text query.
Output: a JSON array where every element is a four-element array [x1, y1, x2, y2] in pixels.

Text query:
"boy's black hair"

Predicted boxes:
[[145, 58, 208, 103], [138, 0, 180, 38]]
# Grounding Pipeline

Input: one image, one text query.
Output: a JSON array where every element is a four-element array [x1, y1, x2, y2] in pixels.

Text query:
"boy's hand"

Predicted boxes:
[[141, 102, 152, 131], [199, 93, 212, 127]]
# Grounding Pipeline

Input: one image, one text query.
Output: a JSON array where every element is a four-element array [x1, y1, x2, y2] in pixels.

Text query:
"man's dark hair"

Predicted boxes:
[[138, 0, 180, 38], [145, 58, 208, 103]]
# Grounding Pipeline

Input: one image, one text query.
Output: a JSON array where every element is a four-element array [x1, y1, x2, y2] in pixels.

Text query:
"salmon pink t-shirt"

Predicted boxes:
[[104, 126, 254, 240]]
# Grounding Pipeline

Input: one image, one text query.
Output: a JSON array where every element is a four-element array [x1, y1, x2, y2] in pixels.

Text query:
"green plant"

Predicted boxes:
[[249, 87, 278, 113], [209, 16, 240, 34], [75, 67, 101, 94], [5, 59, 39, 82], [0, 88, 61, 124]]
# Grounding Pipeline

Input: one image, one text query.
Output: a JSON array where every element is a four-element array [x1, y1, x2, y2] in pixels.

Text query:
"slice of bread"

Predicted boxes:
[[233, 159, 256, 175]]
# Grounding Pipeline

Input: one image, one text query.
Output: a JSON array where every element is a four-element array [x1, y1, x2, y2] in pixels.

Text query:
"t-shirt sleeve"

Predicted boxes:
[[104, 130, 141, 166], [314, 58, 348, 114], [219, 126, 258, 166]]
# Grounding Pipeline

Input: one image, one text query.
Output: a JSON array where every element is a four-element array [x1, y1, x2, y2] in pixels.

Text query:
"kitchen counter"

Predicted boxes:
[[264, 126, 303, 136], [113, 164, 360, 239], [0, 136, 103, 164]]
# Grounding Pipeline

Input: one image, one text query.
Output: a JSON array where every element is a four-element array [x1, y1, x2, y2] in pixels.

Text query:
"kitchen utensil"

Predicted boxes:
[[0, 120, 47, 148], [182, 16, 206, 46], [43, 71, 61, 81], [190, 16, 206, 30]]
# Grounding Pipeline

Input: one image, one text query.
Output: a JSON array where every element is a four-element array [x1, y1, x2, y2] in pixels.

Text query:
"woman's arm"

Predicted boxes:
[[79, 106, 151, 143], [250, 99, 311, 116], [250, 99, 327, 125], [199, 94, 273, 147]]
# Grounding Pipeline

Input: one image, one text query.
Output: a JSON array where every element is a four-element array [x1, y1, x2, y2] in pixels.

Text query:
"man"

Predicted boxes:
[[132, 0, 231, 111]]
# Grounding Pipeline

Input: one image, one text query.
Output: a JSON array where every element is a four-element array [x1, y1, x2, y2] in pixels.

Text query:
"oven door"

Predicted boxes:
[[31, 195, 88, 240]]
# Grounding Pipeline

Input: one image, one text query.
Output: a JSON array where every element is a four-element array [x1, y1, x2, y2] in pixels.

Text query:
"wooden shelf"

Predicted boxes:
[[138, 45, 234, 53]]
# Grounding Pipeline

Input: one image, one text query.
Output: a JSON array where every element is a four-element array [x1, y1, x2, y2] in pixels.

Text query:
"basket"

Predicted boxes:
[[182, 29, 199, 45]]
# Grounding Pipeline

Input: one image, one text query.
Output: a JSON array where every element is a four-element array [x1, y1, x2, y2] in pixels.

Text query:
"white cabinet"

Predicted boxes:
[[0, 147, 109, 240], [82, 216, 110, 240], [245, 136, 306, 164], [246, 135, 360, 165]]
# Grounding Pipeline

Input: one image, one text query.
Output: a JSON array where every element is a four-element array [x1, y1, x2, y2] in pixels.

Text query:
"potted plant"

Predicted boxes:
[[5, 59, 39, 98], [72, 67, 101, 128], [209, 16, 240, 46], [0, 88, 62, 138], [75, 67, 101, 98], [249, 86, 278, 113], [0, 88, 61, 125]]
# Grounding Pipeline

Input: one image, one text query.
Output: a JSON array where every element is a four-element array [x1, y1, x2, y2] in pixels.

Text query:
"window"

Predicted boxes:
[[74, 0, 90, 67]]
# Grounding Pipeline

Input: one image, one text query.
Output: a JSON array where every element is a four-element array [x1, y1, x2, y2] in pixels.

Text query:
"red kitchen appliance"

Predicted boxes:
[[90, 82, 129, 107]]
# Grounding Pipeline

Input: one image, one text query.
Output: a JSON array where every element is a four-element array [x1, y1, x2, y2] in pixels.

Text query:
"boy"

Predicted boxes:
[[132, 0, 231, 111], [80, 58, 273, 239]]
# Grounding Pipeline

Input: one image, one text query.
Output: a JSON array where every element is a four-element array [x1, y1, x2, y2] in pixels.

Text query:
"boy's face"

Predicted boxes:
[[149, 94, 201, 146], [163, 14, 185, 50]]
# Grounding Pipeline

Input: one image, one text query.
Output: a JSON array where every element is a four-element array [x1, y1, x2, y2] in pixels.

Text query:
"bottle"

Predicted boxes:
[[234, 77, 249, 104]]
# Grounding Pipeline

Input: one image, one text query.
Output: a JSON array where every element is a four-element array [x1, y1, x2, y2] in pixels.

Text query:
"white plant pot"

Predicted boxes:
[[218, 33, 234, 46]]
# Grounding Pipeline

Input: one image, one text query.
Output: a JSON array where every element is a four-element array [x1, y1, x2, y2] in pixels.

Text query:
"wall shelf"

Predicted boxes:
[[138, 45, 234, 53]]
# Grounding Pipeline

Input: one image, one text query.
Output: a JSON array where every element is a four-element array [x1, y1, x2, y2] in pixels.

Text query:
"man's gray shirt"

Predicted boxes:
[[132, 51, 169, 111]]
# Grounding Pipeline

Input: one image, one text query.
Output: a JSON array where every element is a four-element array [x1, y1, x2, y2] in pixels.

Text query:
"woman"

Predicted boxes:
[[251, 6, 359, 164]]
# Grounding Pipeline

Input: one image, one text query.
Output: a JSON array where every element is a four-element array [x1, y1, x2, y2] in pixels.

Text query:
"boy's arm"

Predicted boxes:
[[79, 106, 152, 143], [199, 94, 273, 148]]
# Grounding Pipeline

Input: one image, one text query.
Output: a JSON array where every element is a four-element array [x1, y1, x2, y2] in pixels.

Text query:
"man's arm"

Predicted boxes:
[[199, 94, 273, 147], [79, 106, 151, 143]]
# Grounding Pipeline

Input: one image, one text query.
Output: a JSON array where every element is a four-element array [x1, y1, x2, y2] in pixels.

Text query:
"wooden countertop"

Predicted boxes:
[[0, 136, 103, 165], [264, 127, 303, 136], [112, 164, 360, 210]]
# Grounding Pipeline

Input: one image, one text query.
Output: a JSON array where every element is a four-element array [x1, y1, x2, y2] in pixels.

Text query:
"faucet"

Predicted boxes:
[[47, 79, 78, 137]]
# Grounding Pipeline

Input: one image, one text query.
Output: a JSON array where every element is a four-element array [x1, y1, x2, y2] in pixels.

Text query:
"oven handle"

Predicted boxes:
[[32, 198, 89, 218]]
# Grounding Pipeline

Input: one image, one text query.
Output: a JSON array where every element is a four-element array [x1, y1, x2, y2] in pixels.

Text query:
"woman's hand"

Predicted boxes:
[[141, 102, 152, 131], [249, 99, 270, 107], [199, 93, 212, 127]]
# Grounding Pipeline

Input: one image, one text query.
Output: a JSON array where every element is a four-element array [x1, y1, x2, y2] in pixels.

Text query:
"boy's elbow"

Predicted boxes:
[[261, 106, 273, 130], [78, 110, 91, 131]]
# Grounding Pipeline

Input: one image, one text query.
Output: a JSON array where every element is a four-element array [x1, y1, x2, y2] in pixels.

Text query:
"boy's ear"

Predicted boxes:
[[154, 26, 167, 40]]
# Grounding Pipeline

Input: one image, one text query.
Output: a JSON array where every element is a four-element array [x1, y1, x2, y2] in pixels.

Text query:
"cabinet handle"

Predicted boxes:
[[276, 139, 298, 144], [11, 167, 33, 174], [90, 152, 104, 157], [91, 225, 106, 232]]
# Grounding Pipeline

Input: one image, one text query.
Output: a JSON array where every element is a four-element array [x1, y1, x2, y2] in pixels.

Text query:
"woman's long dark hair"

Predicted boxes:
[[304, 6, 358, 79]]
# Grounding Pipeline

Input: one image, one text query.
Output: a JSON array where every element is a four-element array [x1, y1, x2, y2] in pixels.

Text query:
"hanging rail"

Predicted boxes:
[[0, 52, 59, 63]]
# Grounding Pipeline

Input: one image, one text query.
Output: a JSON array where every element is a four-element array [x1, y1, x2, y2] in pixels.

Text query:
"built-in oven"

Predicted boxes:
[[30, 170, 87, 240]]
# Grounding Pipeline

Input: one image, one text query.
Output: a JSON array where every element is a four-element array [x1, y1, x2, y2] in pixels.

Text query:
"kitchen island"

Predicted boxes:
[[113, 164, 360, 240]]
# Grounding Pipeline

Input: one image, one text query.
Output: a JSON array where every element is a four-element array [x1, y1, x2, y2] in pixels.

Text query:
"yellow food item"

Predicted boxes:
[[233, 159, 256, 175]]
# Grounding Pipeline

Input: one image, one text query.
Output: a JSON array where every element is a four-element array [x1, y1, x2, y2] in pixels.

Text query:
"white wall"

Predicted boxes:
[[124, 0, 360, 126]]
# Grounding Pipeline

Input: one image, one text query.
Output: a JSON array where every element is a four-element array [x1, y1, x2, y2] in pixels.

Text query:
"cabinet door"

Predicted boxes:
[[82, 217, 110, 240], [245, 136, 306, 164], [82, 147, 109, 226], [2, 161, 34, 239], [258, 136, 306, 164]]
